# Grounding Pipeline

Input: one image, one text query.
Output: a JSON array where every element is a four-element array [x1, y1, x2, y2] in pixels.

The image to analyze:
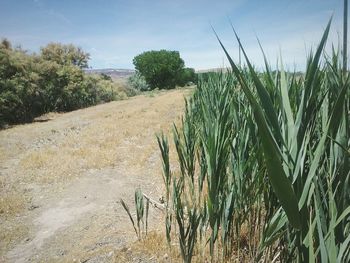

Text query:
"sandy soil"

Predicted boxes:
[[0, 88, 191, 262]]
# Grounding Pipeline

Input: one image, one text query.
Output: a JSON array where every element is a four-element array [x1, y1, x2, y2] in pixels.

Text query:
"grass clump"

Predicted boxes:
[[121, 188, 150, 241]]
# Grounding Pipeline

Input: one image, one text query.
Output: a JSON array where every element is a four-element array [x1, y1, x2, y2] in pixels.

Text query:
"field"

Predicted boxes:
[[1, 19, 350, 263], [0, 88, 191, 262]]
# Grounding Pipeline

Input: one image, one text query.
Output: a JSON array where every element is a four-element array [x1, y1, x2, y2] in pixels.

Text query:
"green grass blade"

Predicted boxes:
[[120, 199, 139, 238], [213, 29, 301, 229]]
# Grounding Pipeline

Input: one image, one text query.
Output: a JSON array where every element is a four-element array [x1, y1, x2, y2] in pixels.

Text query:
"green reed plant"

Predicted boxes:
[[155, 18, 349, 262], [173, 177, 201, 263], [156, 133, 173, 244], [120, 188, 149, 240], [215, 19, 350, 261]]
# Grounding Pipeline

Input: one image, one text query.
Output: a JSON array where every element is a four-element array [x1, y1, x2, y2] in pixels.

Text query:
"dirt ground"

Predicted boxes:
[[0, 88, 191, 262]]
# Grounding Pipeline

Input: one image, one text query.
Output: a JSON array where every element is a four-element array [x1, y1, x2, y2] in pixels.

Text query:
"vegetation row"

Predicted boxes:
[[0, 40, 134, 127], [124, 19, 350, 262]]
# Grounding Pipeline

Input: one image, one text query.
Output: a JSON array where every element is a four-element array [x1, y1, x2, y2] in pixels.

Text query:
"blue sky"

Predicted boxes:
[[0, 0, 345, 70]]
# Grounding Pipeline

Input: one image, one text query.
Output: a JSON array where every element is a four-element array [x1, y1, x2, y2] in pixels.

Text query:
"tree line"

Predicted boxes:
[[0, 40, 117, 127], [1, 40, 197, 127]]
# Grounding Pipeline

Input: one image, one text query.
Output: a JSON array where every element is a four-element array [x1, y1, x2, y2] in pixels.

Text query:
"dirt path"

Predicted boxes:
[[0, 89, 190, 262]]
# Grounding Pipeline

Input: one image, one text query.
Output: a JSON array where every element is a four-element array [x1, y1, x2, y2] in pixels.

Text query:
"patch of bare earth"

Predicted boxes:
[[0, 88, 191, 262]]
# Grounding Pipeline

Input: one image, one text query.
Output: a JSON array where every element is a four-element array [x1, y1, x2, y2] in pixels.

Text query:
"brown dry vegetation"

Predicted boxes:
[[0, 88, 192, 262]]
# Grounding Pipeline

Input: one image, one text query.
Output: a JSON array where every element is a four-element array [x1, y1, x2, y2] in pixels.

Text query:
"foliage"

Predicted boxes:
[[100, 73, 112, 81], [120, 188, 150, 240], [128, 72, 150, 91], [177, 67, 197, 87], [40, 42, 90, 69], [157, 20, 350, 262], [0, 39, 122, 127], [133, 50, 196, 90]]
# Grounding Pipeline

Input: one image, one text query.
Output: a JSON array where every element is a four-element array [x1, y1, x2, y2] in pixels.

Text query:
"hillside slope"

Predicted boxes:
[[0, 88, 191, 262]]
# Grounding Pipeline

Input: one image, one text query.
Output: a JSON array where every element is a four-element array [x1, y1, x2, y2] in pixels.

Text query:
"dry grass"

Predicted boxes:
[[0, 191, 27, 217], [0, 88, 192, 260], [4, 87, 190, 187], [114, 231, 182, 263], [113, 230, 254, 263], [0, 222, 29, 260]]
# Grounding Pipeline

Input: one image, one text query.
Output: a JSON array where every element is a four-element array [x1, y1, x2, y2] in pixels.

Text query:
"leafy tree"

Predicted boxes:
[[40, 43, 90, 69], [133, 50, 188, 89], [178, 67, 197, 86]]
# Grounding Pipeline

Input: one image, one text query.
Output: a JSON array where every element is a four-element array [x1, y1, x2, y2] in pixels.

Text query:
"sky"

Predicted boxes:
[[0, 0, 346, 70]]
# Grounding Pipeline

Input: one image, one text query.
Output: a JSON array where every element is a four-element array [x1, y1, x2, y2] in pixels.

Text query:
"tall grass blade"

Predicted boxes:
[[213, 29, 301, 229], [120, 199, 138, 238]]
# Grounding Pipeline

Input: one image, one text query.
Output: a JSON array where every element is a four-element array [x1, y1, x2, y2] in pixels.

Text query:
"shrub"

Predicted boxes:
[[0, 42, 40, 124], [127, 72, 150, 91], [0, 40, 126, 127], [40, 43, 90, 69], [100, 73, 112, 81]]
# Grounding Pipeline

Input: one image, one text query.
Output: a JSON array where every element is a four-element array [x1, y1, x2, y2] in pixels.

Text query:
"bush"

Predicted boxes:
[[0, 42, 40, 124], [117, 81, 139, 97], [40, 43, 90, 69], [127, 72, 150, 91], [100, 73, 112, 81], [0, 39, 124, 127]]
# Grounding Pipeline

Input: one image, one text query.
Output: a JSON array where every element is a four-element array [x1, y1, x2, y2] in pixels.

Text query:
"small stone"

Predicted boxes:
[[28, 204, 39, 211], [159, 196, 165, 204], [163, 253, 168, 260]]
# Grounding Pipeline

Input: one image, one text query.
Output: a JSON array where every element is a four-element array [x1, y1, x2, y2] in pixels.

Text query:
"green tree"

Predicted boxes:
[[40, 43, 90, 69], [178, 67, 197, 86], [133, 50, 186, 89]]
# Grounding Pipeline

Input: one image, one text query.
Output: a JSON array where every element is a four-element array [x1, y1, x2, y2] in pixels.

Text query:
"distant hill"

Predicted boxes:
[[85, 68, 135, 80], [195, 67, 230, 73]]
